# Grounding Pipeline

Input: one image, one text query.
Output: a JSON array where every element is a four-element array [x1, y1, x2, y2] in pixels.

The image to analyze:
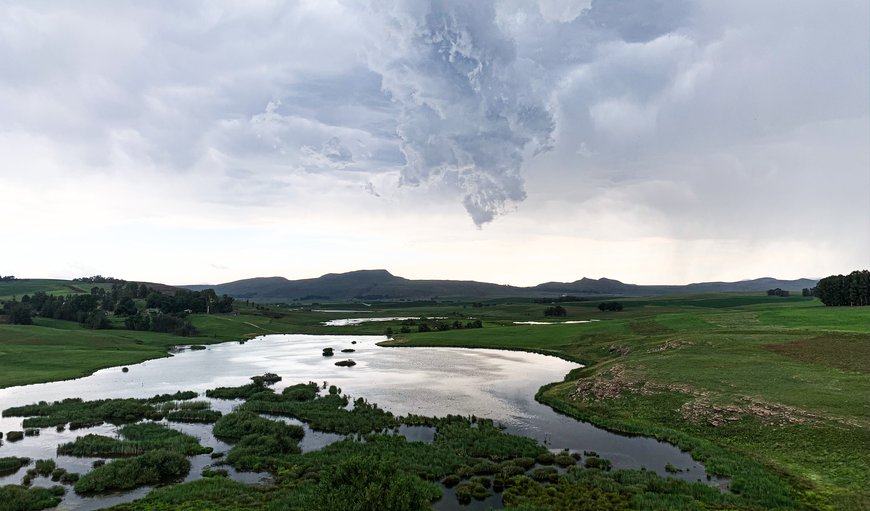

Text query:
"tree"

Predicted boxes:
[[815, 270, 870, 306], [5, 301, 33, 325], [598, 302, 623, 312], [544, 306, 567, 317], [114, 297, 138, 316]]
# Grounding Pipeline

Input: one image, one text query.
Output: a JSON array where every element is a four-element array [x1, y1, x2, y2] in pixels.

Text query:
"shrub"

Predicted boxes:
[[74, 449, 190, 494], [598, 301, 624, 312], [584, 456, 613, 471], [0, 485, 64, 510], [0, 457, 30, 475]]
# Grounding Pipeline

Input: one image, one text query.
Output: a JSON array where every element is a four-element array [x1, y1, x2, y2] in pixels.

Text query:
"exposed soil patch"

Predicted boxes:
[[680, 396, 823, 427], [766, 334, 870, 374], [605, 344, 631, 356], [646, 338, 694, 353], [570, 365, 706, 402]]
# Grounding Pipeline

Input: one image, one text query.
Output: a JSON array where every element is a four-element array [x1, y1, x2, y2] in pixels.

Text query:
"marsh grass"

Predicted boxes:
[[73, 449, 190, 494], [57, 422, 211, 457], [241, 389, 397, 435], [0, 456, 30, 475], [4, 393, 191, 430], [0, 484, 65, 511]]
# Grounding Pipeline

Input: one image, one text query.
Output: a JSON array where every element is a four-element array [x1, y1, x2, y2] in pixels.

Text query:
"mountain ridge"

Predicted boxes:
[[181, 269, 817, 302]]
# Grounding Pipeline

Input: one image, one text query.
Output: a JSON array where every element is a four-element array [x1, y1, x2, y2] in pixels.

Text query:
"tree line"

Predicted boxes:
[[1, 282, 234, 335], [814, 270, 870, 306]]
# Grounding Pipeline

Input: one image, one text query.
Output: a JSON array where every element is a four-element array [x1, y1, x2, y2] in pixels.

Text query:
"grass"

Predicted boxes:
[[0, 484, 65, 511], [383, 297, 870, 508], [2, 281, 868, 508], [57, 422, 212, 457], [74, 449, 190, 494]]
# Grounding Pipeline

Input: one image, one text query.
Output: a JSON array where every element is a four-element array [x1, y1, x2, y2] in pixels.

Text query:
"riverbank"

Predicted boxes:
[[382, 299, 870, 509]]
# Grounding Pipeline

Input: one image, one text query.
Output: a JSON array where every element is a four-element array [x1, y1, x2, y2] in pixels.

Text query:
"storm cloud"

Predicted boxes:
[[0, 0, 866, 283]]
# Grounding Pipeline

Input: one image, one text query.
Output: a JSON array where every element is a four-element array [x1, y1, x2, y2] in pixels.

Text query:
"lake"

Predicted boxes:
[[0, 334, 715, 510]]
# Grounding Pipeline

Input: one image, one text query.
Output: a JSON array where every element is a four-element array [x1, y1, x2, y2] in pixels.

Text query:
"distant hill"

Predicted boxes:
[[182, 270, 818, 302]]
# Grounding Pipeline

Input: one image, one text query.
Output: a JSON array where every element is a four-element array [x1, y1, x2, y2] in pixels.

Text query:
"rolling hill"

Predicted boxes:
[[182, 270, 817, 302]]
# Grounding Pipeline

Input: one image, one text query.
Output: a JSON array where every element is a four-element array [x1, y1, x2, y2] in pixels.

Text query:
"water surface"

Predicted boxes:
[[0, 334, 714, 509]]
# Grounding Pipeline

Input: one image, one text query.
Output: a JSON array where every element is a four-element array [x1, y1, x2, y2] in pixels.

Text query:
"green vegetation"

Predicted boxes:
[[384, 294, 870, 508], [240, 387, 398, 435], [0, 457, 30, 475], [815, 269, 870, 306], [3, 393, 195, 429], [58, 422, 212, 457], [205, 374, 282, 399], [0, 484, 65, 511], [74, 449, 190, 494], [2, 277, 868, 508], [166, 409, 223, 423]]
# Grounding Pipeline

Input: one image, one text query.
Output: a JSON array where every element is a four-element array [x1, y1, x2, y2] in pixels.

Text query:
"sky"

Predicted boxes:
[[1, 0, 867, 287]]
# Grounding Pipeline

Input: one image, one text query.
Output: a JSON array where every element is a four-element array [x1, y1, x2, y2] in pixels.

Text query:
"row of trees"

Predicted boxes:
[[815, 270, 870, 306], [766, 288, 790, 297], [1, 275, 17, 282], [2, 284, 233, 335], [73, 275, 127, 284], [146, 289, 234, 314]]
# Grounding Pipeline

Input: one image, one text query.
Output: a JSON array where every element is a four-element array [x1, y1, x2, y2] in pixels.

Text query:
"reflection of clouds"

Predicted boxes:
[[0, 334, 578, 430]]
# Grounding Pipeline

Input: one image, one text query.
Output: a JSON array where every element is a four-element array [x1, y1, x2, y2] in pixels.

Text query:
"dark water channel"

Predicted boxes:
[[0, 334, 717, 510]]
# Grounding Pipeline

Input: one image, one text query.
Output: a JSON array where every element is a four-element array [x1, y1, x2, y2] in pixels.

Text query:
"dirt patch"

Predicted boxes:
[[680, 396, 824, 427], [605, 344, 631, 356], [646, 338, 694, 353], [766, 334, 870, 374], [570, 364, 706, 402]]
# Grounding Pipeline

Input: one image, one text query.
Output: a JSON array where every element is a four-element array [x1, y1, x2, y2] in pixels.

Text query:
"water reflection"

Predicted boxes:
[[0, 334, 714, 510]]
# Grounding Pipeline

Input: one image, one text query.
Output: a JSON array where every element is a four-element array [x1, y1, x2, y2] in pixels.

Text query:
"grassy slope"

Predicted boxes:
[[383, 297, 870, 509], [0, 279, 113, 301], [0, 318, 194, 387]]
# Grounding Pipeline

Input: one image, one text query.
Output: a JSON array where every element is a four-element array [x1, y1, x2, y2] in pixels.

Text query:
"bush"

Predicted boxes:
[[544, 305, 567, 317], [584, 456, 613, 471], [282, 382, 319, 402], [74, 449, 190, 494], [34, 459, 55, 477], [306, 455, 440, 511], [0, 484, 64, 511], [0, 457, 30, 475], [598, 301, 623, 312]]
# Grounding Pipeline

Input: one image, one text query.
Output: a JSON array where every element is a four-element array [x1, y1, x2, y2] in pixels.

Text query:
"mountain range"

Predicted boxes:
[[182, 270, 817, 302]]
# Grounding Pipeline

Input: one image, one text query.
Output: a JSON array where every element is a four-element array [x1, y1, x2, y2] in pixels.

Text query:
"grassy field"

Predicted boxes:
[[1, 281, 868, 508], [384, 296, 870, 509]]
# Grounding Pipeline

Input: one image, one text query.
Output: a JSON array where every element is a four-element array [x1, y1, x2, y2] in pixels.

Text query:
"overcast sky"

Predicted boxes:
[[1, 0, 867, 286]]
